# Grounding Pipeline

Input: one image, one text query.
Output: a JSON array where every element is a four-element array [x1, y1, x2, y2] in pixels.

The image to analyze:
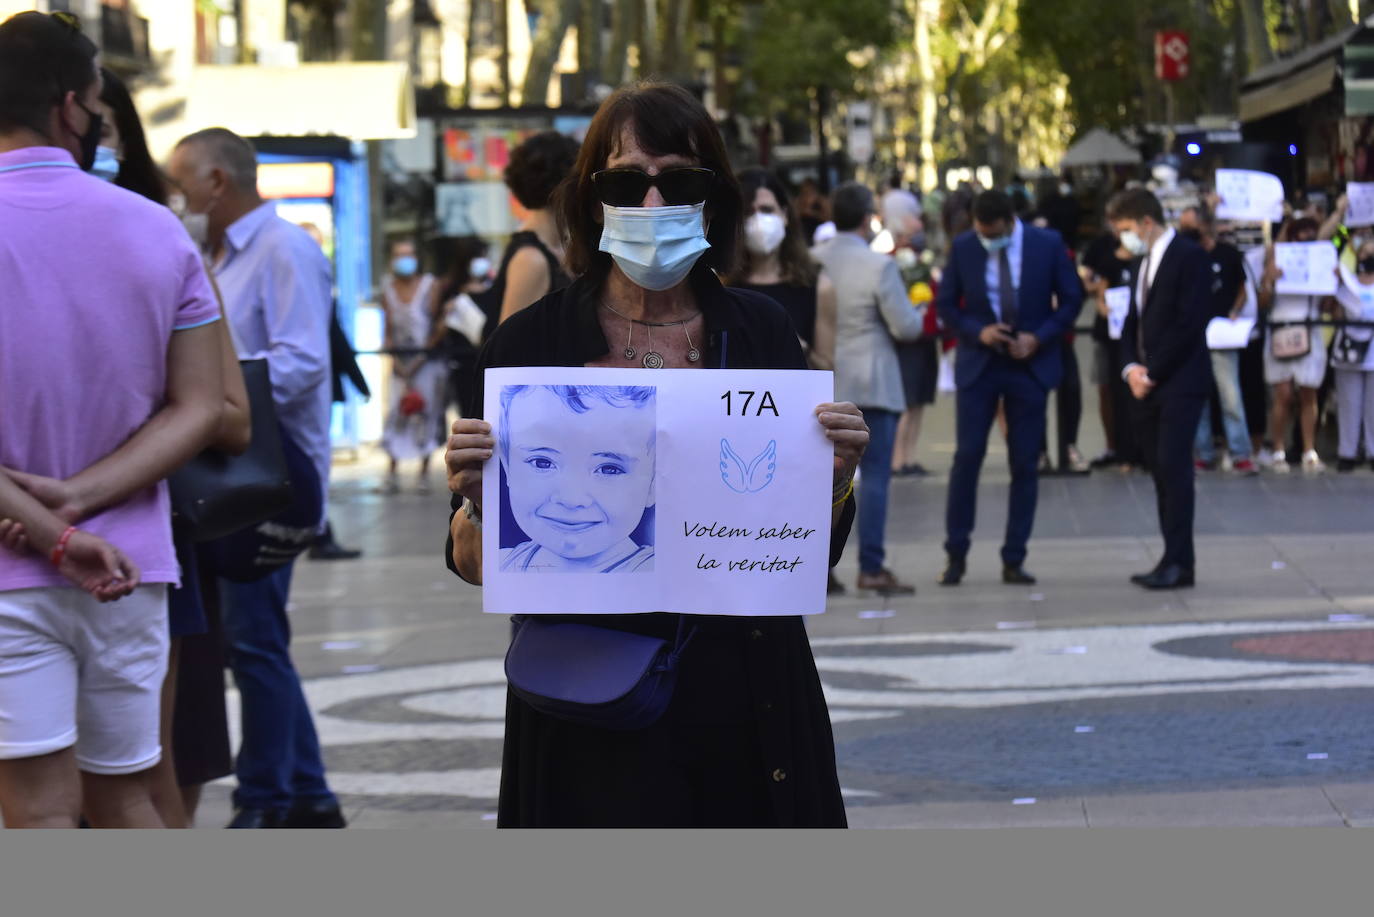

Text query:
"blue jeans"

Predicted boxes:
[[857, 408, 899, 574], [1194, 349, 1251, 463], [221, 561, 335, 812]]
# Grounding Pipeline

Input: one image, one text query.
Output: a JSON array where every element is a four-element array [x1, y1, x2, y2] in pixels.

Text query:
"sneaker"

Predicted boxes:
[[1270, 450, 1291, 474], [1220, 453, 1234, 474], [1089, 450, 1119, 469], [1195, 459, 1217, 472], [1302, 450, 1325, 474], [1257, 447, 1275, 469], [1232, 458, 1260, 476]]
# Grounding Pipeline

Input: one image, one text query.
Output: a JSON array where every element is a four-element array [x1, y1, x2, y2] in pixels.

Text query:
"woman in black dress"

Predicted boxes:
[[443, 83, 868, 828], [731, 167, 831, 368]]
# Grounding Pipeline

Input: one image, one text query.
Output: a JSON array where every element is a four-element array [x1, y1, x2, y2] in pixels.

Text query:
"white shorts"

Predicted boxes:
[[1264, 330, 1328, 389], [0, 585, 168, 774]]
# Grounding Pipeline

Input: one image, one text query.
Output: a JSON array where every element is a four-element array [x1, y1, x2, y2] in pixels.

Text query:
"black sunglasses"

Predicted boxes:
[[591, 167, 715, 208]]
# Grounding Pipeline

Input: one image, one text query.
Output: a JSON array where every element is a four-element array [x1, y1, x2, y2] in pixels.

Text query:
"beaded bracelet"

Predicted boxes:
[[49, 525, 77, 568]]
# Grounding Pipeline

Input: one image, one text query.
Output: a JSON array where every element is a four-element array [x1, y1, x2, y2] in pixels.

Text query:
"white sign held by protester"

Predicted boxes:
[[1105, 286, 1132, 340], [1215, 169, 1285, 223], [1346, 183, 1374, 227], [1274, 241, 1339, 295], [481, 367, 835, 616], [1205, 317, 1257, 350]]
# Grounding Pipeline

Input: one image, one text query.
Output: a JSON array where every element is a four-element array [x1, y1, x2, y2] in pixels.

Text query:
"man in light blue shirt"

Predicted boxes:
[[168, 128, 343, 829]]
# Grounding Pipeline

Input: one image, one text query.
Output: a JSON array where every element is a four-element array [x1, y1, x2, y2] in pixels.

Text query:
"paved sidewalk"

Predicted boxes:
[[187, 357, 1374, 829]]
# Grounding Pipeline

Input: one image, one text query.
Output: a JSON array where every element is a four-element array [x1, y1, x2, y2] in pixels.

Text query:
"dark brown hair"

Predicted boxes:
[[733, 167, 817, 288], [0, 12, 99, 135], [505, 130, 580, 211], [557, 82, 742, 280], [1105, 188, 1165, 224]]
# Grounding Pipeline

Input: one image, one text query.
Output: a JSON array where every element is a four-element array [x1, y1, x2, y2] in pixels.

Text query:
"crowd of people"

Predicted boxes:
[[3, 8, 1373, 831]]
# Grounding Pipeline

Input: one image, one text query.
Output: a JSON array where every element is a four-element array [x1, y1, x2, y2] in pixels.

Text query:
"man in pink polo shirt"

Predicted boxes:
[[0, 11, 223, 828]]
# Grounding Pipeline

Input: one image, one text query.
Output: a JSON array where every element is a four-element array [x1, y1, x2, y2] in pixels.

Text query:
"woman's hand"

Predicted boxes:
[[815, 402, 868, 483], [2, 469, 85, 523], [445, 418, 494, 507]]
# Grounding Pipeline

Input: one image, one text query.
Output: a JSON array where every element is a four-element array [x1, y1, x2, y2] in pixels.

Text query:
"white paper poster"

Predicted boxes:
[[1346, 182, 1374, 228], [481, 367, 835, 616], [1205, 317, 1257, 350], [1214, 169, 1285, 224], [1105, 286, 1131, 340], [1274, 241, 1339, 295]]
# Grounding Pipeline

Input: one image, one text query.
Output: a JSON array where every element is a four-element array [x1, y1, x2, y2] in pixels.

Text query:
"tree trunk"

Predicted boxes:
[[638, 0, 657, 76], [577, 0, 604, 102], [497, 0, 511, 106], [462, 0, 479, 106], [1237, 0, 1274, 71], [914, 0, 938, 192], [656, 0, 692, 81], [604, 0, 633, 85], [521, 0, 578, 107]]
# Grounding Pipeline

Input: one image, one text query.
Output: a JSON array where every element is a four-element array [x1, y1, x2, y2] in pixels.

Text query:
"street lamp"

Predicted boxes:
[[1275, 1, 1297, 59]]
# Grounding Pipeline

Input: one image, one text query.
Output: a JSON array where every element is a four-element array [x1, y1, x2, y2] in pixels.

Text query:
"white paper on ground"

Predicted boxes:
[[1274, 241, 1339, 295], [481, 367, 835, 616], [1347, 182, 1374, 227], [1206, 317, 1257, 350], [1215, 169, 1285, 223], [1105, 286, 1131, 341]]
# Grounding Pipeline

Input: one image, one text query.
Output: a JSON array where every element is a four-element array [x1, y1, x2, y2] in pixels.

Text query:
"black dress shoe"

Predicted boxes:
[[1129, 569, 1156, 586], [227, 807, 284, 829], [939, 557, 966, 586], [281, 798, 347, 829], [309, 541, 362, 560], [827, 572, 846, 596], [1134, 565, 1194, 590], [1002, 565, 1037, 585]]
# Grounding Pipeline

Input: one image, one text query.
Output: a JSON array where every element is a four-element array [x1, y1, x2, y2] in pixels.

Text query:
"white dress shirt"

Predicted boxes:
[[984, 218, 1024, 321]]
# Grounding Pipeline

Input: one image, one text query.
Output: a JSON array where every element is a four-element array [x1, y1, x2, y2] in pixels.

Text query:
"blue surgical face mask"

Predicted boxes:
[[392, 255, 419, 277], [598, 203, 710, 291], [91, 145, 120, 183], [1119, 230, 1148, 257], [978, 234, 1011, 253]]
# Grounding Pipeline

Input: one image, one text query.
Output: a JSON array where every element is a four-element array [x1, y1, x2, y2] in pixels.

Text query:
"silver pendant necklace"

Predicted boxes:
[[603, 303, 701, 367]]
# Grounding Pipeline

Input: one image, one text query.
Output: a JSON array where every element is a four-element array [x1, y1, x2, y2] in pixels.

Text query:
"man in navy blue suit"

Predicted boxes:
[[1108, 189, 1212, 590], [936, 191, 1084, 586]]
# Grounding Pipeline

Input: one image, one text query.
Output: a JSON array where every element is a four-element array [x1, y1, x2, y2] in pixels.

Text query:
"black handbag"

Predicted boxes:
[[169, 359, 294, 543]]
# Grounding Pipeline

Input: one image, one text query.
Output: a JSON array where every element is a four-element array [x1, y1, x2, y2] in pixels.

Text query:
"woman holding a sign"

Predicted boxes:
[[442, 83, 868, 828], [1257, 218, 1329, 474]]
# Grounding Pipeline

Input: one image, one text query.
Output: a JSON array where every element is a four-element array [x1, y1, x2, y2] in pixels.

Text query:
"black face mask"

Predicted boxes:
[[1179, 228, 1203, 243], [1359, 257, 1374, 275], [72, 100, 103, 172]]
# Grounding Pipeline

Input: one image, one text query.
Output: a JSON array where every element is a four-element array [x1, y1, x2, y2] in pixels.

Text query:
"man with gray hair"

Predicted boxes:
[[167, 128, 342, 828], [814, 181, 927, 596]]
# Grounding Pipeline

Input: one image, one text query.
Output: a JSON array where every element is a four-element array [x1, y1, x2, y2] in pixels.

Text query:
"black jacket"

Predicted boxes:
[[1121, 234, 1213, 398]]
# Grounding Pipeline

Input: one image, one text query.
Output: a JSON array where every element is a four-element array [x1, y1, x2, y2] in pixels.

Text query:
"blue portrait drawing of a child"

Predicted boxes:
[[497, 384, 656, 573]]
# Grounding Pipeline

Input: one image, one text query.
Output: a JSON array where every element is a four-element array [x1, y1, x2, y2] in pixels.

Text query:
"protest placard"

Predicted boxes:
[[1215, 169, 1285, 223], [481, 367, 835, 616], [1205, 317, 1257, 350], [1274, 241, 1339, 295], [1346, 182, 1374, 227], [1105, 286, 1131, 340]]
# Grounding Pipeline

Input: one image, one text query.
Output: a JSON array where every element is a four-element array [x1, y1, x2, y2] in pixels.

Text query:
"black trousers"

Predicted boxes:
[[1054, 338, 1083, 463], [1132, 392, 1207, 570]]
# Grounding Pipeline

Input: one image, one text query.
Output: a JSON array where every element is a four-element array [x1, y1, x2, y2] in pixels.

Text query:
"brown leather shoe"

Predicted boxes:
[[856, 569, 916, 596]]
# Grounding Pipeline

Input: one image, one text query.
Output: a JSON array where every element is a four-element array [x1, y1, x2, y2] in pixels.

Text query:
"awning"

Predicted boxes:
[[1238, 21, 1361, 122], [184, 63, 416, 140], [1059, 128, 1141, 168]]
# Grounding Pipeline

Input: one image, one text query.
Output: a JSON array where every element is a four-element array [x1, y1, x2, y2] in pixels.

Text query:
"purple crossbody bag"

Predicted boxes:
[[504, 615, 697, 731]]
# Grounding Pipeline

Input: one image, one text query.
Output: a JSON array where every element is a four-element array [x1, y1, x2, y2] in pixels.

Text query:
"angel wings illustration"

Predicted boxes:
[[719, 439, 777, 494]]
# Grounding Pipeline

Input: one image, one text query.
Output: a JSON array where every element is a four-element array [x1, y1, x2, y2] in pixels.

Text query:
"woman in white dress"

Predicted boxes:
[[381, 239, 446, 492]]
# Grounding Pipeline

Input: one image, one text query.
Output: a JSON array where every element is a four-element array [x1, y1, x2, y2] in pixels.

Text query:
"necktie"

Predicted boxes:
[[1137, 253, 1152, 365], [998, 247, 1017, 328]]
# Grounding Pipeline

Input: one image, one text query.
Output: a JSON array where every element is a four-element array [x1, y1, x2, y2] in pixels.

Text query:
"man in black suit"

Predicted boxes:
[[1107, 189, 1213, 590]]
